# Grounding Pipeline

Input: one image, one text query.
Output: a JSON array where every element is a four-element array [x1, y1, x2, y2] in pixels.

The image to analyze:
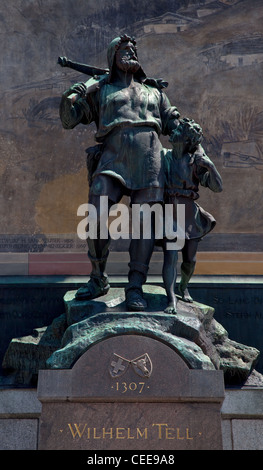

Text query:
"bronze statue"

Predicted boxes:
[[161, 118, 223, 314], [59, 34, 180, 311]]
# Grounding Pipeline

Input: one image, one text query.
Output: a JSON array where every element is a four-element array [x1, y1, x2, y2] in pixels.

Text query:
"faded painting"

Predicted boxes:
[[0, 0, 262, 254]]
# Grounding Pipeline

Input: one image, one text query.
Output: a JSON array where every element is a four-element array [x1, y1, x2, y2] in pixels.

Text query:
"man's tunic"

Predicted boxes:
[[60, 78, 179, 191]]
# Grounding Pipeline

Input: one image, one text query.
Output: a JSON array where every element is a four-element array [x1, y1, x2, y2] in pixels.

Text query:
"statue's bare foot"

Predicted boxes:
[[178, 284, 193, 303], [75, 276, 110, 300], [164, 301, 177, 315], [164, 295, 177, 314]]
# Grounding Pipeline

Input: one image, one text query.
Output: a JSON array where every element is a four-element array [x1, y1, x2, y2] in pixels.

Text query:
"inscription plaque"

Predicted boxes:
[[37, 335, 224, 450]]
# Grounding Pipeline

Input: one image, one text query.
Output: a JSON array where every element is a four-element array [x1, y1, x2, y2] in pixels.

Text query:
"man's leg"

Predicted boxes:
[[75, 194, 112, 300], [178, 238, 199, 302], [75, 174, 124, 300], [125, 206, 157, 311]]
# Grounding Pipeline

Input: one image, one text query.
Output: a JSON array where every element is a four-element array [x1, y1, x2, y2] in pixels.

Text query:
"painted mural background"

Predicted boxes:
[[0, 0, 263, 254]]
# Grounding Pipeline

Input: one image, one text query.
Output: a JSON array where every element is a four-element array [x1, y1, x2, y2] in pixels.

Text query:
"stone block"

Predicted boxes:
[[221, 389, 263, 418], [38, 335, 224, 450], [232, 419, 263, 450], [0, 419, 38, 450], [0, 389, 41, 417]]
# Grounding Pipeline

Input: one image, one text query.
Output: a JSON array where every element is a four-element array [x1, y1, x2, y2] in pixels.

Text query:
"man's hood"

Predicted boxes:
[[106, 36, 147, 83]]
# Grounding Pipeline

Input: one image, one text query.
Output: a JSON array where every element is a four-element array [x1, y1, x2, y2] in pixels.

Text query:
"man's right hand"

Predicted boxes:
[[64, 82, 88, 98]]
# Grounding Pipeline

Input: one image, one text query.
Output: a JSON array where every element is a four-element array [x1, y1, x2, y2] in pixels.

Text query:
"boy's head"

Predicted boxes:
[[169, 118, 203, 154]]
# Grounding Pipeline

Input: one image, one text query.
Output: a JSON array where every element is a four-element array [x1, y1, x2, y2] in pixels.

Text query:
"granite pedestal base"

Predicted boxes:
[[37, 335, 224, 450]]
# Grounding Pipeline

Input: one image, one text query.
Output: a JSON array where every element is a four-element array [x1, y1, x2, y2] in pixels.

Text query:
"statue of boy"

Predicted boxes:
[[59, 35, 180, 310], [162, 118, 223, 314]]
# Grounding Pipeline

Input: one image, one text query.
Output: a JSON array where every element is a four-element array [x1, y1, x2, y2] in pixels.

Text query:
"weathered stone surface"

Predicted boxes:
[[2, 285, 260, 385], [216, 339, 262, 385], [2, 314, 67, 384], [47, 312, 216, 371]]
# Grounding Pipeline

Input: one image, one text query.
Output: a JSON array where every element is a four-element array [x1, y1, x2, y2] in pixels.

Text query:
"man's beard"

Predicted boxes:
[[117, 58, 140, 74]]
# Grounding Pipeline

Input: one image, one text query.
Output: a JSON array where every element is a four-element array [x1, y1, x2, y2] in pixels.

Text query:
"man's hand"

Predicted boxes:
[[64, 82, 88, 99]]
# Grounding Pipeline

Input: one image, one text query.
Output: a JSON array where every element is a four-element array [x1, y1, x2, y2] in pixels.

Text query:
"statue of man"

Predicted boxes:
[[59, 34, 180, 311]]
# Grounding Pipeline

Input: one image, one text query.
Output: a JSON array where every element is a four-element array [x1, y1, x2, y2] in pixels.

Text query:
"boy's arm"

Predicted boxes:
[[194, 145, 223, 193]]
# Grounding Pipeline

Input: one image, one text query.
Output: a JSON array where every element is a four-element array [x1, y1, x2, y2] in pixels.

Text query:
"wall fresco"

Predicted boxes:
[[0, 0, 262, 254]]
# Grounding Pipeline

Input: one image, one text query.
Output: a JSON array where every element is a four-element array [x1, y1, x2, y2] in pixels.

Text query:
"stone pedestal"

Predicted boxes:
[[37, 335, 224, 450], [3, 285, 260, 386]]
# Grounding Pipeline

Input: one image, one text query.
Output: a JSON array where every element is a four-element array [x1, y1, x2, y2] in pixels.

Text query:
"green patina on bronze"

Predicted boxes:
[[58, 35, 223, 313]]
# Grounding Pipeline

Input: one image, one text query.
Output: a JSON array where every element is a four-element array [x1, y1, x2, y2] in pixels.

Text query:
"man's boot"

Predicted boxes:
[[178, 261, 196, 303], [75, 251, 110, 300], [125, 262, 148, 311]]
